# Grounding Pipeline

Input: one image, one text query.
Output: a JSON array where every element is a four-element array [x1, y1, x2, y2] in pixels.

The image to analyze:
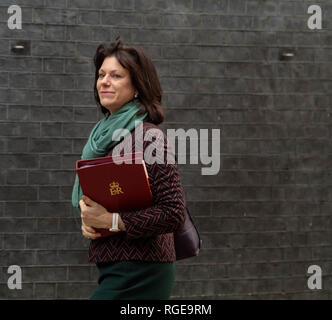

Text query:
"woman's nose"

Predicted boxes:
[[101, 75, 111, 85]]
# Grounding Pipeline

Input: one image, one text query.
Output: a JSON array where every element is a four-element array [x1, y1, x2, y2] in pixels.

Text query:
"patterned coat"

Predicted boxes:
[[88, 121, 186, 263]]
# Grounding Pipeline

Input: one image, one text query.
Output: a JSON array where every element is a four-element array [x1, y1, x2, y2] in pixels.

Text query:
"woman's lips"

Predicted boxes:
[[100, 92, 115, 95]]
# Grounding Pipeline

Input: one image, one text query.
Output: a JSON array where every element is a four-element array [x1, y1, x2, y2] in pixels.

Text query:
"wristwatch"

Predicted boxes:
[[109, 213, 120, 232]]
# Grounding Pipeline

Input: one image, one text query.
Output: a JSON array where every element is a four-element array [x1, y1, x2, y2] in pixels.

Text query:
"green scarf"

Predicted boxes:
[[71, 99, 148, 208]]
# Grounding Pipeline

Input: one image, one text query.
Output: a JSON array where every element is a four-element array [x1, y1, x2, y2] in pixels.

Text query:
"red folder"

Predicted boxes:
[[76, 152, 153, 237]]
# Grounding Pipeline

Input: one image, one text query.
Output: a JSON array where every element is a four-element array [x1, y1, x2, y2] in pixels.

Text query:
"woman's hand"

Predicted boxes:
[[79, 195, 112, 229], [81, 220, 101, 240]]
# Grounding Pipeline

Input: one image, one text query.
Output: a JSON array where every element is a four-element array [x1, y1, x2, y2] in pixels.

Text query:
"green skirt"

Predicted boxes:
[[90, 260, 175, 300]]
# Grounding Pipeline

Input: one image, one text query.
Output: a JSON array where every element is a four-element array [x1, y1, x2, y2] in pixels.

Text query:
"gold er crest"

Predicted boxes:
[[109, 181, 124, 196]]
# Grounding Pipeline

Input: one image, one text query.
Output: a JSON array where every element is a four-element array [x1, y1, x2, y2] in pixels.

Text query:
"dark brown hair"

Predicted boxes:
[[93, 38, 164, 124]]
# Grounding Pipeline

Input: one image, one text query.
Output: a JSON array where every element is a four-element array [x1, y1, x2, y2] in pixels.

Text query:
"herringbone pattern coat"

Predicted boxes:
[[88, 121, 186, 263]]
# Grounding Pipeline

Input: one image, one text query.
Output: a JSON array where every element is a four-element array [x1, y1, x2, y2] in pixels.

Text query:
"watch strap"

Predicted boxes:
[[109, 213, 120, 231]]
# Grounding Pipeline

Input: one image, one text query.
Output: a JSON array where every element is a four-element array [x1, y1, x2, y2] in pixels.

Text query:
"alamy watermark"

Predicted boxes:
[[307, 265, 322, 290], [7, 265, 22, 290], [7, 5, 22, 30], [6, 4, 324, 31], [308, 5, 322, 30], [107, 121, 221, 175], [4, 264, 325, 292]]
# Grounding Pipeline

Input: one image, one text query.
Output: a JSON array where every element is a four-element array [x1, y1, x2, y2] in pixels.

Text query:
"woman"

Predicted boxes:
[[71, 38, 186, 300]]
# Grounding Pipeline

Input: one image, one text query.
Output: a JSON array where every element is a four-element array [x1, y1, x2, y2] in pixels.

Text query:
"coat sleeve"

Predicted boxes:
[[119, 126, 186, 240]]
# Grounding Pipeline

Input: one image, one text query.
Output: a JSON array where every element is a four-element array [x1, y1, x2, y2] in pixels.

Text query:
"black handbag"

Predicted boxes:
[[174, 207, 202, 260]]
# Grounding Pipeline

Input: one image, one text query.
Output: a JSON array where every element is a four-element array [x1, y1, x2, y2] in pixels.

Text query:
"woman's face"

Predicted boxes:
[[97, 55, 137, 114]]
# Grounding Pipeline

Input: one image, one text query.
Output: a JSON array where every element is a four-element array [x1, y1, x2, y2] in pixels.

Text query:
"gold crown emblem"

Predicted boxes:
[[109, 181, 124, 196]]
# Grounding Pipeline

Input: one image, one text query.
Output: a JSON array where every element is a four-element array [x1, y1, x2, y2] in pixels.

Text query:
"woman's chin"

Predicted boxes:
[[100, 98, 115, 106]]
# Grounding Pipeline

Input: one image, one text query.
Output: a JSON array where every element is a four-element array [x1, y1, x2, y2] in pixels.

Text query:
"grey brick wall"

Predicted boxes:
[[0, 0, 331, 299]]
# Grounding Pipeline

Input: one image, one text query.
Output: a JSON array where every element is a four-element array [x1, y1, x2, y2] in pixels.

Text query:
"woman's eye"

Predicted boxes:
[[98, 73, 121, 79]]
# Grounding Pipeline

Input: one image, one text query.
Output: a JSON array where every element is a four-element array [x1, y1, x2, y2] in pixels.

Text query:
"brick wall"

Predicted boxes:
[[0, 0, 331, 299]]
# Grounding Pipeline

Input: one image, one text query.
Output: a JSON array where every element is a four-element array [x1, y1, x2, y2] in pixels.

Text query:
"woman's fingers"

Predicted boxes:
[[82, 229, 100, 240], [79, 199, 86, 211], [84, 224, 96, 233], [81, 224, 101, 239], [81, 213, 101, 239], [82, 195, 96, 207]]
